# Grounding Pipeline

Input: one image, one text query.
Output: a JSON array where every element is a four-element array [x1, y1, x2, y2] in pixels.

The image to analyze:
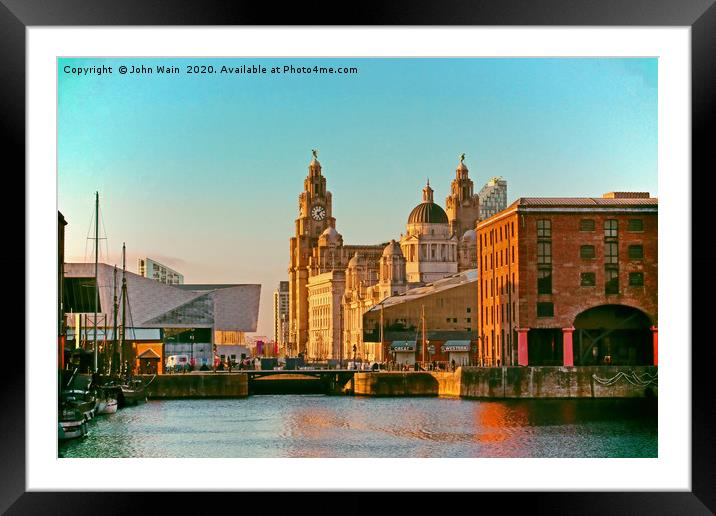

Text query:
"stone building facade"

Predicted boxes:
[[476, 193, 657, 367], [445, 155, 481, 239], [289, 153, 485, 361], [307, 270, 346, 360], [288, 153, 385, 357], [362, 269, 479, 366]]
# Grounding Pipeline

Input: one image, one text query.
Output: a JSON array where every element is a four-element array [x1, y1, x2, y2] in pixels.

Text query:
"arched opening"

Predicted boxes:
[[573, 305, 653, 366]]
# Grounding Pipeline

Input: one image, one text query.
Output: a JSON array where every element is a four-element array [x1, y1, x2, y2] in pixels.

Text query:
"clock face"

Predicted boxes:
[[311, 205, 327, 221]]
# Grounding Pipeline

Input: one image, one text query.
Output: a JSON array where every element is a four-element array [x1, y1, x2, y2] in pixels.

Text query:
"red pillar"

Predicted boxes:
[[517, 328, 529, 366], [562, 327, 575, 367], [651, 326, 658, 366]]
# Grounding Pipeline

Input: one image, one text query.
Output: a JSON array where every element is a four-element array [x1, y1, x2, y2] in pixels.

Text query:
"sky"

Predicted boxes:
[[58, 57, 658, 338]]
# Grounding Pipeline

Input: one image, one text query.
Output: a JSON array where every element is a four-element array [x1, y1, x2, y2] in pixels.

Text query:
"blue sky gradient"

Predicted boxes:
[[58, 58, 657, 336]]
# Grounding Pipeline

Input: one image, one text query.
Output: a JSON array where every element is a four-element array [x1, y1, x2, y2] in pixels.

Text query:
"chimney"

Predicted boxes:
[[602, 192, 650, 199]]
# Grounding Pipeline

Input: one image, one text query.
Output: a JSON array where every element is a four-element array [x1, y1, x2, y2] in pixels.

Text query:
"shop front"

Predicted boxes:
[[442, 340, 471, 366], [390, 340, 416, 367]]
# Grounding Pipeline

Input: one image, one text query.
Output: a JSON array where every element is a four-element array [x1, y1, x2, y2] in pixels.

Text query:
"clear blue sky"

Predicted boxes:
[[58, 57, 657, 337]]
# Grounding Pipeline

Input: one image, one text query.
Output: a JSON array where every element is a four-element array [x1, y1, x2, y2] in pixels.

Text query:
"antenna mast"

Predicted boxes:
[[111, 265, 118, 375], [120, 243, 127, 375], [93, 192, 99, 373], [421, 304, 426, 364]]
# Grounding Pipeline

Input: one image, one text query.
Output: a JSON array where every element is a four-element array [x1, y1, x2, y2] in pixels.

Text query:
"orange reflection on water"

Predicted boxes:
[[473, 401, 530, 449]]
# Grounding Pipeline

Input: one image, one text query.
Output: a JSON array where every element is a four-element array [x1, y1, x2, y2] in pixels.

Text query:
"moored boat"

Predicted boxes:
[[58, 404, 88, 440], [119, 378, 147, 407], [62, 388, 97, 421], [95, 387, 118, 414]]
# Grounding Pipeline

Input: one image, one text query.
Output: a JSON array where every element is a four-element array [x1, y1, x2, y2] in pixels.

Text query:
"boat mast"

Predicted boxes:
[[421, 304, 426, 364], [111, 265, 118, 375], [120, 243, 127, 374], [93, 191, 99, 373]]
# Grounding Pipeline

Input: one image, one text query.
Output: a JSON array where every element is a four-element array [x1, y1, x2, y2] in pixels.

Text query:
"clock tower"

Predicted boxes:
[[445, 153, 480, 237], [288, 151, 336, 354]]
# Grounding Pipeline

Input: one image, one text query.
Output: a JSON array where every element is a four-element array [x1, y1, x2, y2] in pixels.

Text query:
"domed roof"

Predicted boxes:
[[461, 229, 476, 241], [321, 226, 340, 239], [382, 239, 404, 257], [408, 202, 449, 224], [319, 226, 341, 246]]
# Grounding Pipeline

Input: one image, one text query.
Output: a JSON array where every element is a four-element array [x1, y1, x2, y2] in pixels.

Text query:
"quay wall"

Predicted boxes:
[[353, 372, 441, 397], [354, 366, 657, 399], [142, 373, 248, 398]]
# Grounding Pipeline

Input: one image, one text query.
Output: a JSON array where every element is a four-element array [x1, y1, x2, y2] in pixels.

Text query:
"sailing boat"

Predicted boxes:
[[60, 192, 104, 439], [88, 192, 118, 415], [95, 264, 119, 414], [116, 242, 148, 407]]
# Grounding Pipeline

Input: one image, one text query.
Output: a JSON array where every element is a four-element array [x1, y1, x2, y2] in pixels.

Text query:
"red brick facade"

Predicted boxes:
[[476, 196, 657, 367]]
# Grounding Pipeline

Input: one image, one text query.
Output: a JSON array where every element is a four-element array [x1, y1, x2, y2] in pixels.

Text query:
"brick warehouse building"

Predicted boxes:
[[476, 193, 657, 367]]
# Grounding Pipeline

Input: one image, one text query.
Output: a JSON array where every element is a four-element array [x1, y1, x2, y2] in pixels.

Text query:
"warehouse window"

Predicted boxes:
[[537, 269, 552, 294], [537, 219, 551, 238], [628, 219, 644, 232], [580, 272, 596, 287], [605, 268, 619, 295], [580, 245, 596, 259], [537, 302, 554, 317], [537, 241, 552, 265], [604, 219, 618, 238], [580, 219, 595, 231], [604, 242, 619, 264], [628, 245, 644, 260], [629, 272, 644, 286]]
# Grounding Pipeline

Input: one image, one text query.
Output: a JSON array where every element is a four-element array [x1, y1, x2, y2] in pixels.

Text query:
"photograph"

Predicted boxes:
[[56, 56, 659, 459]]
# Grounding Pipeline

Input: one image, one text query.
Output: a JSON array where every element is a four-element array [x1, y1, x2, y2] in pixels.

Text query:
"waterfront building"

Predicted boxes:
[[341, 241, 411, 363], [400, 181, 460, 283], [63, 263, 260, 371], [289, 152, 485, 360], [273, 281, 289, 354], [288, 152, 385, 355], [307, 270, 346, 360], [476, 193, 658, 367], [362, 269, 479, 366], [137, 257, 184, 285], [58, 212, 68, 368], [477, 177, 508, 220]]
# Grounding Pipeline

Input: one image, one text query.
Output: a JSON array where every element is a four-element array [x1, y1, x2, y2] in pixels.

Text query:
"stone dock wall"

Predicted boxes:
[[142, 373, 249, 398], [354, 366, 657, 399]]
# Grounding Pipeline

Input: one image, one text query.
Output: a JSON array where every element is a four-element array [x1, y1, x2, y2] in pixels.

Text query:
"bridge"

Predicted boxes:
[[246, 369, 370, 395]]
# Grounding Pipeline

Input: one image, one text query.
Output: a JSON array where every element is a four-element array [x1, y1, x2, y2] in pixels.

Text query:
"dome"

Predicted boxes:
[[461, 229, 476, 242], [382, 239, 403, 257], [348, 252, 360, 267], [408, 202, 449, 224], [321, 226, 340, 240], [318, 226, 341, 246]]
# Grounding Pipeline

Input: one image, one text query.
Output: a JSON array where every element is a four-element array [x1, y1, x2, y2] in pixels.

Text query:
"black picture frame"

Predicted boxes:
[[4, 1, 713, 513]]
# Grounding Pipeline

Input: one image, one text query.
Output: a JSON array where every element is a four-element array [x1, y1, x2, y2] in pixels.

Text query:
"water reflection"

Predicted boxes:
[[59, 396, 657, 458]]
